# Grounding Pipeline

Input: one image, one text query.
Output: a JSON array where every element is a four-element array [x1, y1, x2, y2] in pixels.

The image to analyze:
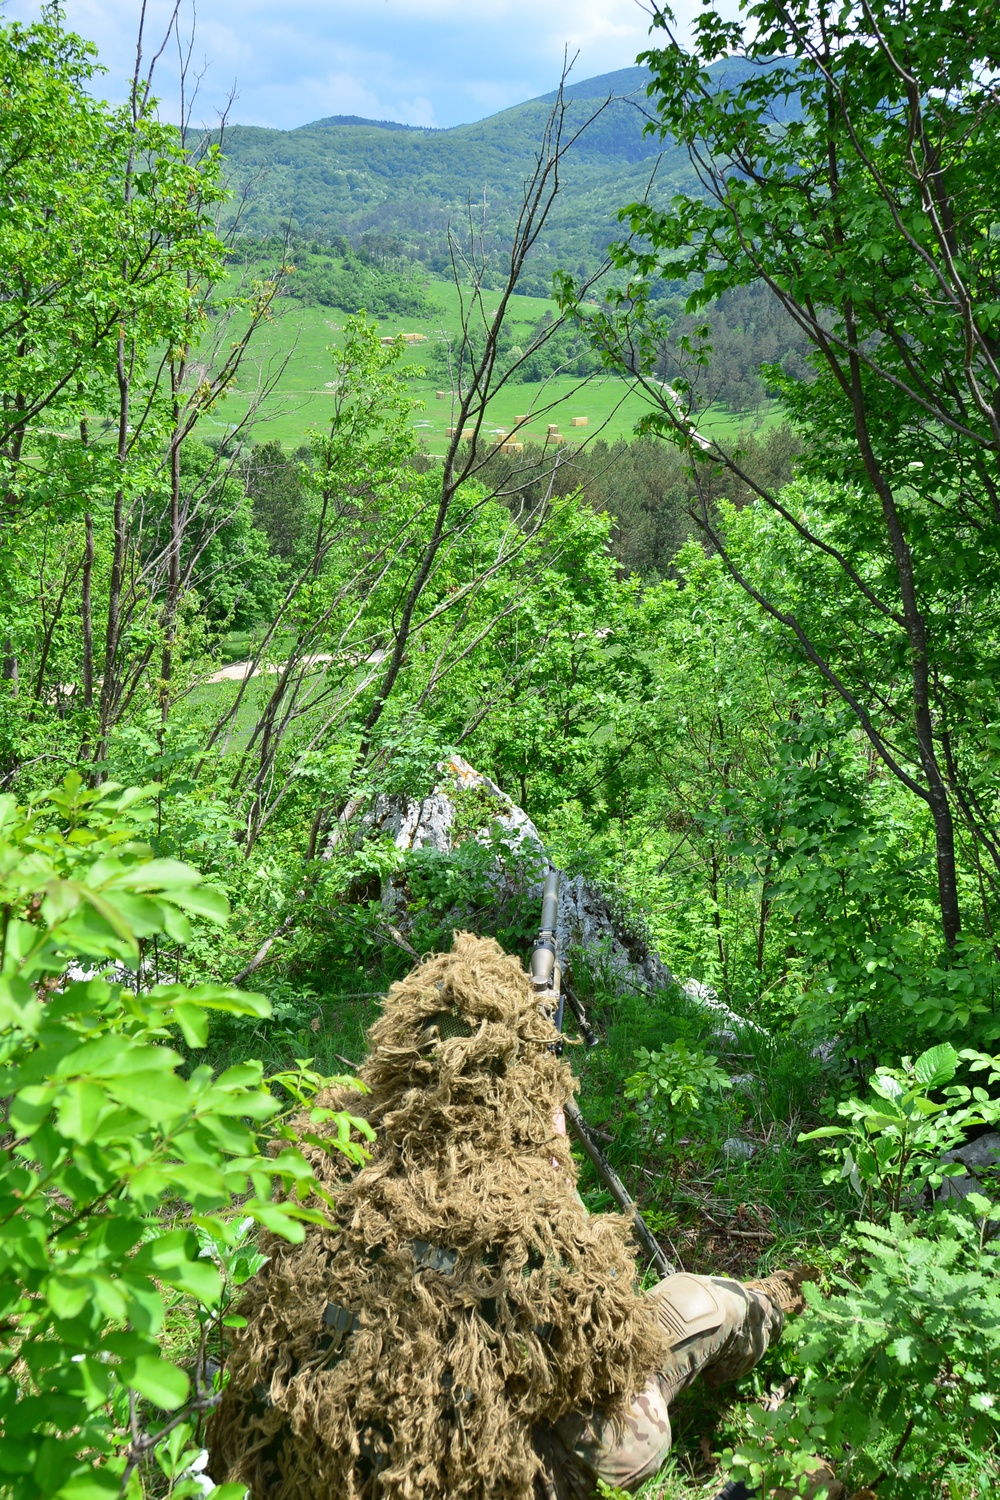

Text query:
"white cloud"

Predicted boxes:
[[5, 0, 711, 129]]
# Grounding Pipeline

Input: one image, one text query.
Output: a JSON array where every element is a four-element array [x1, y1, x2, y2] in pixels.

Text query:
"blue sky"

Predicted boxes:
[[4, 0, 708, 130]]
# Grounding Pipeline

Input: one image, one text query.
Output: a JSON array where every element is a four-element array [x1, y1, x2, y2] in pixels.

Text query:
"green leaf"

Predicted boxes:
[[0, 1439, 36, 1474], [93, 857, 200, 891], [118, 1271, 165, 1335], [914, 1043, 959, 1087], [871, 1074, 906, 1104], [110, 1071, 192, 1122], [166, 1161, 228, 1201], [246, 1202, 309, 1241], [964, 1192, 1000, 1219], [44, 1275, 91, 1319], [55, 1079, 109, 1144], [169, 886, 229, 923], [9, 1085, 55, 1134], [132, 1231, 223, 1303], [125, 1356, 190, 1411], [34, 1436, 79, 1495], [863, 1110, 906, 1131], [172, 1003, 209, 1048]]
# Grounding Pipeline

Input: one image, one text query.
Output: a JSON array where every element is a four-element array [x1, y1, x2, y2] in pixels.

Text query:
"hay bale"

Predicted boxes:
[[209, 934, 664, 1500], [570, 417, 588, 428]]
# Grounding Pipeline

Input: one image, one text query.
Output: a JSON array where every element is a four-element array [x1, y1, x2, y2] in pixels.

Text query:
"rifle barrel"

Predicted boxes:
[[539, 868, 560, 934], [564, 1101, 674, 1278], [531, 869, 674, 1279], [530, 868, 561, 994]]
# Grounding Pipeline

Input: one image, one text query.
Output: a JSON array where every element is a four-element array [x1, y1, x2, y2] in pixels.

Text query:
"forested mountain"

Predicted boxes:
[[218, 60, 767, 285]]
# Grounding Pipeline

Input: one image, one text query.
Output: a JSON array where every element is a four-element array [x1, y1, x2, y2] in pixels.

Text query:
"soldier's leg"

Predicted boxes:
[[649, 1272, 785, 1400], [543, 1370, 673, 1495], [546, 1273, 786, 1495]]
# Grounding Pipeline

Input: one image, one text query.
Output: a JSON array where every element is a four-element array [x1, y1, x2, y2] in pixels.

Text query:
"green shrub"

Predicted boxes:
[[0, 776, 369, 1499], [625, 1039, 732, 1169], [726, 1041, 1000, 1496], [800, 1042, 1000, 1221], [730, 1201, 1000, 1497]]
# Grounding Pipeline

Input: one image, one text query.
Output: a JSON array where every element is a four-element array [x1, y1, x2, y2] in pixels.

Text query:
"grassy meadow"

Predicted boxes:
[[209, 276, 781, 451]]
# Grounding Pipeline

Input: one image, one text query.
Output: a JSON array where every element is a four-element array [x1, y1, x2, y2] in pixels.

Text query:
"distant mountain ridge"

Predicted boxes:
[[534, 64, 654, 105], [298, 114, 438, 133], [288, 66, 656, 137]]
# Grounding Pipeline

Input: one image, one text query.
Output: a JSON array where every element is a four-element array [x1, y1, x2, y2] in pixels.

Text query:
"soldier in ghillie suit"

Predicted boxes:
[[208, 933, 820, 1500]]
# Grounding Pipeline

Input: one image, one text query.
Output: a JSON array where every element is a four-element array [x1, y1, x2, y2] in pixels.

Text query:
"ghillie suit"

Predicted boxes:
[[208, 932, 665, 1500]]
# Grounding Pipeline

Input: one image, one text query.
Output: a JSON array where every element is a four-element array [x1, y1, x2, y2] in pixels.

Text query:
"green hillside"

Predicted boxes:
[[217, 59, 774, 286], [213, 58, 800, 448]]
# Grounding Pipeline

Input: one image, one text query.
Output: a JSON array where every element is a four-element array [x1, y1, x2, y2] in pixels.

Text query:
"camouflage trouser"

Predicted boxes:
[[535, 1273, 784, 1498]]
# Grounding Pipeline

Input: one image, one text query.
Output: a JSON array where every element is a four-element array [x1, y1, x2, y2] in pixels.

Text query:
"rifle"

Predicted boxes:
[[531, 877, 756, 1500], [530, 868, 674, 1279]]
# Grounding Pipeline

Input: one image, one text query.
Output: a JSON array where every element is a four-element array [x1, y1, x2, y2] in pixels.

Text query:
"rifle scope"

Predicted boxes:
[[529, 868, 560, 992]]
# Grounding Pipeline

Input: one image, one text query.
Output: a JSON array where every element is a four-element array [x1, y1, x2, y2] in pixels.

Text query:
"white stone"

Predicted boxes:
[[722, 1137, 756, 1161], [683, 979, 768, 1036]]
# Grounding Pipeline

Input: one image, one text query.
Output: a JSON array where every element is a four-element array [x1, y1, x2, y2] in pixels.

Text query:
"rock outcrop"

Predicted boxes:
[[682, 978, 768, 1038], [357, 755, 673, 995], [937, 1131, 1000, 1204]]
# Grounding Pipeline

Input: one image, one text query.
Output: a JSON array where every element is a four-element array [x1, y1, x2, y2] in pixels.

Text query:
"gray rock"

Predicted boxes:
[[362, 756, 547, 858], [682, 979, 768, 1037], [729, 1073, 758, 1092], [357, 756, 673, 994], [937, 1131, 1000, 1203], [707, 1028, 739, 1054], [371, 790, 456, 854], [554, 871, 672, 993], [722, 1137, 756, 1161]]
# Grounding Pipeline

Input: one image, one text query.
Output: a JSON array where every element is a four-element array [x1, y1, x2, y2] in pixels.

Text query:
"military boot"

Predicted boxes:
[[744, 1264, 820, 1317]]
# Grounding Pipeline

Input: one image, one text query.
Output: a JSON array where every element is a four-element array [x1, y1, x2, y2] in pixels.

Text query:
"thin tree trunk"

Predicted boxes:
[[756, 885, 771, 976], [1, 644, 17, 697], [845, 330, 962, 949], [96, 330, 130, 767], [710, 846, 726, 974], [159, 381, 183, 727], [827, 103, 961, 949], [32, 555, 79, 707], [79, 418, 95, 712], [82, 511, 94, 709]]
